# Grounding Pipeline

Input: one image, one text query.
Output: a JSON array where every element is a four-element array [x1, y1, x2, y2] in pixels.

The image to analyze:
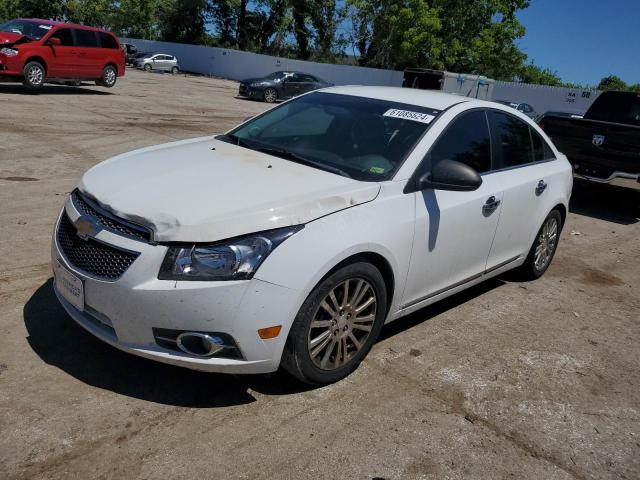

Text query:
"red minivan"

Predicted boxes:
[[0, 18, 125, 90]]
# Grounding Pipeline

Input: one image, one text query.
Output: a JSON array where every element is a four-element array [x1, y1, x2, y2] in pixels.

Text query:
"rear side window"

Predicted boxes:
[[74, 29, 98, 48], [586, 91, 640, 126], [49, 28, 74, 46], [489, 111, 534, 168], [98, 32, 118, 49], [531, 129, 555, 161], [428, 110, 492, 173]]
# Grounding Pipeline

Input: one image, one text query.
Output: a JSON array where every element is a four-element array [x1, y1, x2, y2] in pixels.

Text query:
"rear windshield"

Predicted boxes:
[[0, 19, 53, 40], [586, 91, 640, 126]]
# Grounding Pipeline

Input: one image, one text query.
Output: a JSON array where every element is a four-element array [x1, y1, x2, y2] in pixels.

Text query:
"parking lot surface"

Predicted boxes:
[[0, 70, 638, 480]]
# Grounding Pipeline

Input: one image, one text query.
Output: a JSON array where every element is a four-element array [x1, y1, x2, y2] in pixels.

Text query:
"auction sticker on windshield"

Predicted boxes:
[[383, 109, 436, 124], [54, 260, 84, 311]]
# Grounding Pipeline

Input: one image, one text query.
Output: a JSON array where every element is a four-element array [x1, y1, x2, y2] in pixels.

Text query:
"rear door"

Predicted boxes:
[[485, 111, 561, 269], [402, 109, 505, 308], [44, 27, 75, 77], [72, 28, 102, 77], [97, 32, 120, 71]]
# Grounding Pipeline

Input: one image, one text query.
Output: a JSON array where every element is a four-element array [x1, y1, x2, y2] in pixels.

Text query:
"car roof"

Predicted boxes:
[[20, 18, 114, 34], [320, 85, 488, 110]]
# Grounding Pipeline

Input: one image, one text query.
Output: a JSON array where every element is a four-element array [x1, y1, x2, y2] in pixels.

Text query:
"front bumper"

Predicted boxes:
[[51, 198, 301, 374], [0, 54, 22, 75]]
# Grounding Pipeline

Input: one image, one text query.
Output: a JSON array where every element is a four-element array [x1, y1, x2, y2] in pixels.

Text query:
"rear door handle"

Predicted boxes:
[[536, 180, 547, 195], [483, 196, 501, 214]]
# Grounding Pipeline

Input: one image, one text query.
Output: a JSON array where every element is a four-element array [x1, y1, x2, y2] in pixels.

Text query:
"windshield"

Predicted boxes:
[[0, 19, 53, 40], [228, 92, 441, 181]]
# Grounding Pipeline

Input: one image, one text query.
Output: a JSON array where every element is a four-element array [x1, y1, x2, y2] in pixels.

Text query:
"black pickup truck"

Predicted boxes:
[[538, 91, 640, 188]]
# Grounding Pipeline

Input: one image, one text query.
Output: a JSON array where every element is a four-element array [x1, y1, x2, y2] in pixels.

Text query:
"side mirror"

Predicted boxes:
[[46, 37, 61, 46], [414, 159, 482, 192]]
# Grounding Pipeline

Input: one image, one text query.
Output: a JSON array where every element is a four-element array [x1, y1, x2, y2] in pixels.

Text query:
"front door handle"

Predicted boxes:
[[482, 196, 501, 214], [536, 180, 547, 195]]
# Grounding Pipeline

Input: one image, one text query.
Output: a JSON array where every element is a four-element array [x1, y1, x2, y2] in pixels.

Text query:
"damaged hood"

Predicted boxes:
[[79, 136, 380, 242], [0, 32, 23, 45]]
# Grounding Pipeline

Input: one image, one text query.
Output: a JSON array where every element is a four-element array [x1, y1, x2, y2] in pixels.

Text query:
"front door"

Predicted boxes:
[[44, 27, 75, 77], [402, 110, 504, 309]]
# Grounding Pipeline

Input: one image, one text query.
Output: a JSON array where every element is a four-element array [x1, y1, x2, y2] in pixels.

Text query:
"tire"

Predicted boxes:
[[281, 261, 387, 385], [263, 87, 278, 103], [171, 66, 179, 74], [22, 61, 45, 90], [144, 63, 152, 72], [515, 209, 563, 280], [99, 65, 117, 88]]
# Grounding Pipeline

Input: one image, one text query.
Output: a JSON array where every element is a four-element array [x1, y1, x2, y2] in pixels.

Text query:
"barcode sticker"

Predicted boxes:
[[383, 109, 436, 124]]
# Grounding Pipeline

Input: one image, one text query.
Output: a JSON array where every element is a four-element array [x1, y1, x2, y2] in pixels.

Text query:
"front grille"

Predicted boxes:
[[239, 83, 247, 95], [71, 190, 152, 242], [57, 213, 140, 280]]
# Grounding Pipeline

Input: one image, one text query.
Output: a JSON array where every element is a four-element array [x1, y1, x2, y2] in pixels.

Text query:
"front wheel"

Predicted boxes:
[[23, 61, 45, 90], [144, 63, 152, 72], [281, 262, 387, 385], [263, 87, 278, 103], [516, 209, 562, 280]]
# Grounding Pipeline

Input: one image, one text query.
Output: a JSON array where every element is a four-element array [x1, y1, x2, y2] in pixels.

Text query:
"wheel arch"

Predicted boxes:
[[312, 251, 396, 317], [552, 202, 567, 227], [24, 56, 48, 73]]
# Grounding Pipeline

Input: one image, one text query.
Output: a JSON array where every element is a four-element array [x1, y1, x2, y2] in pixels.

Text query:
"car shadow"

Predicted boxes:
[[0, 84, 113, 95], [23, 279, 314, 408], [24, 277, 505, 407], [379, 277, 505, 342], [569, 178, 639, 225]]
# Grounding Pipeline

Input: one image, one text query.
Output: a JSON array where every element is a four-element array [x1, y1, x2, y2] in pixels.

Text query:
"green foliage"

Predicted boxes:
[[597, 75, 628, 91], [1, 0, 635, 89]]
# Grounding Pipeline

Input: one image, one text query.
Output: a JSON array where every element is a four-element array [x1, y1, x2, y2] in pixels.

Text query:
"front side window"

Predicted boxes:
[[74, 29, 98, 48], [427, 110, 492, 173], [50, 28, 74, 46], [490, 111, 534, 168], [226, 92, 442, 181]]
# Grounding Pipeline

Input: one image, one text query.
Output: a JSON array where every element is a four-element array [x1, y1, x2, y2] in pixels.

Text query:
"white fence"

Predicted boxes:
[[121, 38, 404, 87], [493, 81, 600, 116], [121, 38, 600, 115]]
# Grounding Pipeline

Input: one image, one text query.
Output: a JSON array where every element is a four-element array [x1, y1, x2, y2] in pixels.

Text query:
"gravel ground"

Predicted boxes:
[[0, 69, 638, 480]]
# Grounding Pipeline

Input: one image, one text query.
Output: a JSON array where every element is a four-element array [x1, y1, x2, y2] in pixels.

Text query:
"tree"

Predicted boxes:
[[597, 75, 627, 91], [517, 62, 562, 86], [0, 0, 64, 22]]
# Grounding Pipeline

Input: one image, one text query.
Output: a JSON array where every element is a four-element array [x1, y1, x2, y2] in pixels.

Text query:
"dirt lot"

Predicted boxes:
[[0, 69, 638, 480]]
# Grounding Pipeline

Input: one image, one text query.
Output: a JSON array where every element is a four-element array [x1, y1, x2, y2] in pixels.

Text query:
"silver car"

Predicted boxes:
[[134, 53, 179, 74]]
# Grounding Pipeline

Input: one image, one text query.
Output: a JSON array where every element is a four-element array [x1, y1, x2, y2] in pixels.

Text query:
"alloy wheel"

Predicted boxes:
[[104, 68, 116, 86], [264, 89, 277, 103], [307, 278, 377, 370], [28, 66, 43, 86], [534, 217, 558, 271]]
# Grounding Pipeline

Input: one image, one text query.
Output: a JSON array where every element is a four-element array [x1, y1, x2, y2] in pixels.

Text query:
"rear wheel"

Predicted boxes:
[[515, 209, 562, 280], [23, 61, 45, 90], [281, 262, 387, 385], [171, 66, 179, 74], [99, 65, 117, 88], [263, 87, 278, 103]]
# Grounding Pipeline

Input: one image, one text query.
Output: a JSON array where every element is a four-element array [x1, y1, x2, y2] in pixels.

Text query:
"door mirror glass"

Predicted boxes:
[[417, 159, 482, 191], [46, 37, 61, 46]]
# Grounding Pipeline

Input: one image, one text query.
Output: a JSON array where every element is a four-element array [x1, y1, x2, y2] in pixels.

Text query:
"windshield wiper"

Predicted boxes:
[[217, 133, 252, 148], [253, 146, 352, 178]]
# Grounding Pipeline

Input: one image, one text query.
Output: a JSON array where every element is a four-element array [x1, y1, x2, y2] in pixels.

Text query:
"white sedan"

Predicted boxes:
[[51, 86, 572, 384]]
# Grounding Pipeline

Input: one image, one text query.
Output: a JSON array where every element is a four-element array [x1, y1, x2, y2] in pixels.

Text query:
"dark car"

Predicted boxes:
[[538, 91, 640, 188], [121, 42, 138, 65], [238, 71, 332, 103]]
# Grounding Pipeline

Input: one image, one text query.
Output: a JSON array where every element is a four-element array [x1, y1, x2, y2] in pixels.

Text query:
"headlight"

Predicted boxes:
[[158, 225, 303, 281], [0, 48, 18, 57]]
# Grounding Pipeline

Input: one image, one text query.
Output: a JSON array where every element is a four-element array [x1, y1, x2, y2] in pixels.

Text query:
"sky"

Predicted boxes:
[[516, 0, 640, 86]]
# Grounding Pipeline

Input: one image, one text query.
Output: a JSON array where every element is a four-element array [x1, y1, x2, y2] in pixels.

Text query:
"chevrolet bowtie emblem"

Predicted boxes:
[[73, 215, 100, 240]]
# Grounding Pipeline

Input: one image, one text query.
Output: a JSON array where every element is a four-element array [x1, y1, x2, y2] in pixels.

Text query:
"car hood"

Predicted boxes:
[[79, 136, 380, 243], [0, 32, 24, 46]]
